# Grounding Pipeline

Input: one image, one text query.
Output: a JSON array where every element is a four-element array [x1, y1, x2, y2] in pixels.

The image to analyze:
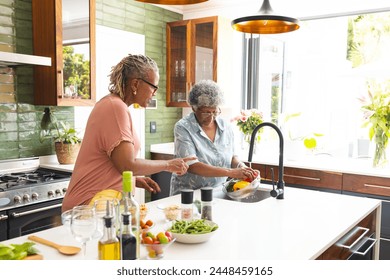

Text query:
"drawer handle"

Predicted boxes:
[[352, 237, 377, 256], [283, 174, 321, 181], [337, 226, 369, 250], [364, 183, 390, 190]]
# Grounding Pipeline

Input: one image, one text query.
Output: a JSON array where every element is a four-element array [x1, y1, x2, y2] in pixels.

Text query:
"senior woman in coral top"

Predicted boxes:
[[62, 54, 194, 212]]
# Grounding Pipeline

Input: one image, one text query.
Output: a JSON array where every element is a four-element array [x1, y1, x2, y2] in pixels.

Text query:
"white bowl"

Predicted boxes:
[[168, 220, 218, 244]]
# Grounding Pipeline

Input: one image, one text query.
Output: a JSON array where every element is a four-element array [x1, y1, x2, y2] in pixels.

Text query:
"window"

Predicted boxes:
[[243, 11, 390, 158]]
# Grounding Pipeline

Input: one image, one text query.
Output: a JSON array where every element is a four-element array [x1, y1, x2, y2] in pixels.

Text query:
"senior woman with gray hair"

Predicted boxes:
[[170, 80, 258, 195]]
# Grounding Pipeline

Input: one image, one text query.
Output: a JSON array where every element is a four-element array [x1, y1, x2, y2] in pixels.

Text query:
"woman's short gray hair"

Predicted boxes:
[[188, 80, 224, 110]]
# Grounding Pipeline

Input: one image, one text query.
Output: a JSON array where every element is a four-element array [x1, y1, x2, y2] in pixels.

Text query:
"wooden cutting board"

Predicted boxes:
[[23, 254, 43, 260]]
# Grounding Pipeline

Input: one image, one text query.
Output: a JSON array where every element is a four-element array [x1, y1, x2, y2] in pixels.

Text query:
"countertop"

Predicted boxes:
[[39, 155, 75, 172], [150, 142, 390, 178], [3, 185, 381, 260]]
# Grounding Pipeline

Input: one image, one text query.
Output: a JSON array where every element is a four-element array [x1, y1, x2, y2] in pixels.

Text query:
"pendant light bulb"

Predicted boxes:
[[135, 0, 209, 5], [231, 0, 300, 34]]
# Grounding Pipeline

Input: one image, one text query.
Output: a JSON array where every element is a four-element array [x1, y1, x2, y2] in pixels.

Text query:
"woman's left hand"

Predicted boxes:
[[135, 176, 161, 193]]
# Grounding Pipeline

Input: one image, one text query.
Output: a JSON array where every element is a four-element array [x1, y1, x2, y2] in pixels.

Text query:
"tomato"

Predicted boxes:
[[244, 177, 252, 182], [145, 220, 154, 226], [165, 231, 173, 241], [143, 236, 153, 244], [141, 231, 148, 239]]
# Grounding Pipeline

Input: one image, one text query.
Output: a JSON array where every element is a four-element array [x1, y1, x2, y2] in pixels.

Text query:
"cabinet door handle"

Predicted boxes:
[[0, 214, 8, 221], [283, 174, 321, 181], [337, 226, 369, 250], [364, 183, 390, 190], [352, 237, 377, 256]]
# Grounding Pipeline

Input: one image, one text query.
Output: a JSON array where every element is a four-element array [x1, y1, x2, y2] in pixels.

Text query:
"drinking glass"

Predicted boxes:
[[70, 205, 97, 258]]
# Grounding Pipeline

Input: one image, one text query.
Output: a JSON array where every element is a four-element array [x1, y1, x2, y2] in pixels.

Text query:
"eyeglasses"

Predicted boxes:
[[138, 78, 158, 93], [198, 108, 221, 118]]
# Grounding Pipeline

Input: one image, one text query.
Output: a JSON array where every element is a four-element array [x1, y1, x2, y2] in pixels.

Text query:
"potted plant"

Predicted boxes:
[[40, 108, 82, 164], [360, 80, 390, 167]]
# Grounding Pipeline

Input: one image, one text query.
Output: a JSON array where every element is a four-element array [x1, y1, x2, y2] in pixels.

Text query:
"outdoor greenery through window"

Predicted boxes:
[[247, 10, 390, 163]]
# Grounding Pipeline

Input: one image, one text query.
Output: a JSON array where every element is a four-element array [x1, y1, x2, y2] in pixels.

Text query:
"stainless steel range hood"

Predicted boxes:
[[0, 51, 51, 67]]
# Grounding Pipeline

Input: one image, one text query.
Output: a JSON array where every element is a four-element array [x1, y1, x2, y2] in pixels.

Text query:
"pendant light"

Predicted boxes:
[[231, 0, 300, 34], [135, 0, 208, 4]]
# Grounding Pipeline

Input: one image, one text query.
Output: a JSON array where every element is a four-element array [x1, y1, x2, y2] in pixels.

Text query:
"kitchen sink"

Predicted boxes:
[[213, 187, 272, 203]]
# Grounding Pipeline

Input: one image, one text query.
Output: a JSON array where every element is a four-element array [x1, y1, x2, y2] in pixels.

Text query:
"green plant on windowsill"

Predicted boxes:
[[360, 80, 390, 167]]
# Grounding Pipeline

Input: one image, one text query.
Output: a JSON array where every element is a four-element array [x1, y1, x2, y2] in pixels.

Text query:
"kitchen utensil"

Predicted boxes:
[[28, 235, 81, 255]]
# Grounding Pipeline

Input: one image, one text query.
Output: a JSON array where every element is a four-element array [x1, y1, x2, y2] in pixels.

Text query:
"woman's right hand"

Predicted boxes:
[[166, 156, 197, 175]]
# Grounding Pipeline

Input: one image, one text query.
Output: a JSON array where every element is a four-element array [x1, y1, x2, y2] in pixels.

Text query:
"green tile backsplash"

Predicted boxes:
[[0, 0, 182, 161]]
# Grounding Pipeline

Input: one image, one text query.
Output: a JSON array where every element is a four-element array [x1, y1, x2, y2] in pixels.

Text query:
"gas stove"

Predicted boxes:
[[0, 157, 71, 211]]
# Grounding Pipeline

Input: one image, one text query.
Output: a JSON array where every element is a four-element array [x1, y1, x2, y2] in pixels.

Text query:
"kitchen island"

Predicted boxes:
[[3, 185, 381, 260]]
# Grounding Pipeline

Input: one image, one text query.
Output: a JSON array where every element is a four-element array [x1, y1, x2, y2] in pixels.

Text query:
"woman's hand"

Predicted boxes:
[[135, 176, 161, 193], [230, 166, 259, 182], [166, 156, 197, 175]]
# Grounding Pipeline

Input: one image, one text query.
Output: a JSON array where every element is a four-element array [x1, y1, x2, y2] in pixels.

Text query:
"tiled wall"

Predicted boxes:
[[95, 0, 183, 159], [0, 0, 182, 161], [0, 0, 74, 160]]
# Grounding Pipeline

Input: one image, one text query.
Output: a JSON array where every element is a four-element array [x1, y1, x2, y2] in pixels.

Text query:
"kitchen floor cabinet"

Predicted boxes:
[[316, 210, 378, 260], [32, 0, 96, 106], [250, 163, 343, 193]]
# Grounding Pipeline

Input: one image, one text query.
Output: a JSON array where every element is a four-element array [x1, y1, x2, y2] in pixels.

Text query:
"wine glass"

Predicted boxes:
[[70, 205, 97, 258]]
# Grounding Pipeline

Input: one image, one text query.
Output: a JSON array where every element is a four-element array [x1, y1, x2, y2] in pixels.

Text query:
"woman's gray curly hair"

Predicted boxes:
[[188, 80, 224, 110], [108, 54, 158, 100]]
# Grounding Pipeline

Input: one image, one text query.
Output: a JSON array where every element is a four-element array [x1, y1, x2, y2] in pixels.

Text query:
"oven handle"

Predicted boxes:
[[11, 203, 62, 218], [0, 214, 8, 221]]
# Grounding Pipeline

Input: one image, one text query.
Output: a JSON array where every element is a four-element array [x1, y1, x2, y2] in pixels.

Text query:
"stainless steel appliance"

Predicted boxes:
[[0, 157, 71, 241]]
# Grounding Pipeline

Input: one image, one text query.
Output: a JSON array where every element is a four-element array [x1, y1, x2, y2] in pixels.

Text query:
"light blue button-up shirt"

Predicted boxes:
[[170, 112, 237, 195]]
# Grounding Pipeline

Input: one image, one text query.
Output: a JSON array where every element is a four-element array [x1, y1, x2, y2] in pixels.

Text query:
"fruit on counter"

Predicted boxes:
[[141, 230, 173, 259], [140, 219, 154, 230], [0, 242, 39, 260]]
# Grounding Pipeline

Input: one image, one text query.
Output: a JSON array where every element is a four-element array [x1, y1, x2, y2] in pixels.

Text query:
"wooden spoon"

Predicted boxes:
[[28, 235, 81, 255]]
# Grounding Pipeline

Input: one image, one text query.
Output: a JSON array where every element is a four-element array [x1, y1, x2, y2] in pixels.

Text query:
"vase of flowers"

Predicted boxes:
[[360, 80, 390, 167], [232, 109, 264, 151]]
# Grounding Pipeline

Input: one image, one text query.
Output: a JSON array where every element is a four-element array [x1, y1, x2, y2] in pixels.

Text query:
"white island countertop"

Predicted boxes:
[[4, 186, 381, 260]]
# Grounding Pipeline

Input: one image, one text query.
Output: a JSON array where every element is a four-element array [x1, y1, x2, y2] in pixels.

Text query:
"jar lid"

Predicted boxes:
[[201, 187, 213, 202], [181, 189, 194, 204]]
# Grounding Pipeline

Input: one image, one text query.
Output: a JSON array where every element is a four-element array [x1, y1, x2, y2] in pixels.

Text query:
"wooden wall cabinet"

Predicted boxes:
[[166, 16, 217, 107], [32, 0, 96, 106]]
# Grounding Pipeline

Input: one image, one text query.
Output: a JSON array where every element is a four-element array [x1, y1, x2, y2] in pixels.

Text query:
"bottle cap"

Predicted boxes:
[[122, 171, 133, 192], [201, 187, 213, 202], [181, 189, 194, 204], [122, 212, 131, 225]]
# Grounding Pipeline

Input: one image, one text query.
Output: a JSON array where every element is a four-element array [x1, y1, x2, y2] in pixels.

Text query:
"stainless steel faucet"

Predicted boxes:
[[247, 122, 285, 199]]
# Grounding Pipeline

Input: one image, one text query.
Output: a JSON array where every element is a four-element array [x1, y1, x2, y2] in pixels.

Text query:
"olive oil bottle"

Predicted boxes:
[[98, 201, 120, 260]]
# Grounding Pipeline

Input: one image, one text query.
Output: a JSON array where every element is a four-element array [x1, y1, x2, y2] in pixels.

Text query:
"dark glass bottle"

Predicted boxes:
[[119, 211, 137, 260]]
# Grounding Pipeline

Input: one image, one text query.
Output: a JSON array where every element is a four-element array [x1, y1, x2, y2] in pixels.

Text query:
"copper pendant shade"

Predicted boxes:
[[231, 0, 300, 34], [135, 0, 209, 4]]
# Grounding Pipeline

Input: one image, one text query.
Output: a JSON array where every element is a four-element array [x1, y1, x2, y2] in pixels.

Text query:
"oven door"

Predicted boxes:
[[0, 210, 8, 241], [7, 199, 63, 239]]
